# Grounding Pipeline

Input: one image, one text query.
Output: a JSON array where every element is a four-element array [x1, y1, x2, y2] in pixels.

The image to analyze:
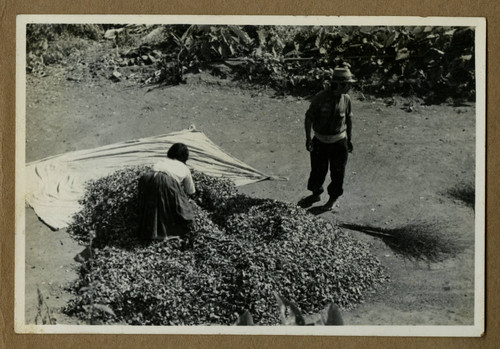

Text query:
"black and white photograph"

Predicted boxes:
[[15, 15, 485, 336]]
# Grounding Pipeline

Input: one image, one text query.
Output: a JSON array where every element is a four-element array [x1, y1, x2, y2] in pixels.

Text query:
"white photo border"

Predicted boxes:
[[15, 14, 486, 336]]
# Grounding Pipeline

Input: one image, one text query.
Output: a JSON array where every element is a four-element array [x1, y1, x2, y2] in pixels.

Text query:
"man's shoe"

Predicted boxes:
[[298, 194, 321, 208], [312, 188, 324, 196], [322, 197, 337, 211]]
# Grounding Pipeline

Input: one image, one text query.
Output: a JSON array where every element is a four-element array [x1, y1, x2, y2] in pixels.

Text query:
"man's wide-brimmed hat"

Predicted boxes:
[[331, 67, 356, 83]]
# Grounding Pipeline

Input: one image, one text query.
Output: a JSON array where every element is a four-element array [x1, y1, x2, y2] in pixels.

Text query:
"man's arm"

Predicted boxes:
[[346, 96, 353, 153], [346, 114, 352, 141], [305, 98, 318, 152], [304, 115, 313, 151]]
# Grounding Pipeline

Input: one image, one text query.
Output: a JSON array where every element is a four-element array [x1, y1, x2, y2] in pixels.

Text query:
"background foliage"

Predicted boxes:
[[26, 23, 475, 104]]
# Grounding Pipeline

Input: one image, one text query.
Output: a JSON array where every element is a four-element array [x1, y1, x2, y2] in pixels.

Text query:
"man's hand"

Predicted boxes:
[[347, 140, 353, 153], [306, 139, 313, 152]]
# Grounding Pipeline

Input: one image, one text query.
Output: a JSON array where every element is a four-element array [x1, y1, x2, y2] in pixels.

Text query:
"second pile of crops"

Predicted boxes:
[[65, 167, 388, 325]]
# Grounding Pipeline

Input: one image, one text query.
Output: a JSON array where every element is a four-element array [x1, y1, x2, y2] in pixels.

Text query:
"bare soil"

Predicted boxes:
[[24, 48, 476, 326]]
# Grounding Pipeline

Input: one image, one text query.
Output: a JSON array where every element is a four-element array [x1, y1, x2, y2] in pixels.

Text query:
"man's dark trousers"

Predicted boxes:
[[307, 137, 349, 200]]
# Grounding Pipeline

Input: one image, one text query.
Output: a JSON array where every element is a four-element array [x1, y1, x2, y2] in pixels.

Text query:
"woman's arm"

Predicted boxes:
[[183, 171, 196, 196]]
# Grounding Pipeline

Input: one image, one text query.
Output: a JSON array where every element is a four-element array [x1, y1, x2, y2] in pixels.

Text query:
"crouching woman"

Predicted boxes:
[[138, 143, 196, 242]]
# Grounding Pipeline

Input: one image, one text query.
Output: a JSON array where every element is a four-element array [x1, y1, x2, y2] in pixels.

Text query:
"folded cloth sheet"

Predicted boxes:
[[25, 128, 273, 230]]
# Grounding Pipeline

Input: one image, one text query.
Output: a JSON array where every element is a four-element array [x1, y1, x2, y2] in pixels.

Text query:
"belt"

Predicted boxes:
[[314, 130, 347, 144]]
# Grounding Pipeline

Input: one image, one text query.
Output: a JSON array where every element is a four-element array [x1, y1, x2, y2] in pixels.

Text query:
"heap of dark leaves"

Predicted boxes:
[[65, 166, 388, 325]]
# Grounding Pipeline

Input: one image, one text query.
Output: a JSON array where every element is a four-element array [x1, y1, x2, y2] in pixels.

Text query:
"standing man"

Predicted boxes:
[[299, 66, 356, 210]]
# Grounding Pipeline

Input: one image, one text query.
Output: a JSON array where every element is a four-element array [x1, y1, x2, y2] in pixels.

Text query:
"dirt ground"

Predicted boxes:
[[24, 50, 477, 326]]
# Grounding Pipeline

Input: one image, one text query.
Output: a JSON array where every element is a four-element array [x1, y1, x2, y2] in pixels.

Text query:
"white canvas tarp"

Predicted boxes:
[[25, 128, 276, 230]]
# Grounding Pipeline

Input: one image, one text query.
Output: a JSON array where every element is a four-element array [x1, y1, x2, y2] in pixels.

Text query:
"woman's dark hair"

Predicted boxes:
[[167, 143, 189, 163]]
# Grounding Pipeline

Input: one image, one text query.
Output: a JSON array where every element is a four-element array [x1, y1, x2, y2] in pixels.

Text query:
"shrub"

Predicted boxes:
[[26, 24, 103, 72], [146, 25, 475, 103]]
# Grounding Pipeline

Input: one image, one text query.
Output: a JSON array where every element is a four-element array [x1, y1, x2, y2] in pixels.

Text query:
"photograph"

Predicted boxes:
[[15, 15, 485, 336]]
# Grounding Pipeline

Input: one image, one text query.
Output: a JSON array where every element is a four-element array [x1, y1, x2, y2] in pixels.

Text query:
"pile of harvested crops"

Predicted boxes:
[[65, 167, 388, 325]]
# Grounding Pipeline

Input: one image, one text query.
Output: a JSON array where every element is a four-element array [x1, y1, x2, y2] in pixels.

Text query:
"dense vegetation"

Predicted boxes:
[[27, 23, 475, 104]]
